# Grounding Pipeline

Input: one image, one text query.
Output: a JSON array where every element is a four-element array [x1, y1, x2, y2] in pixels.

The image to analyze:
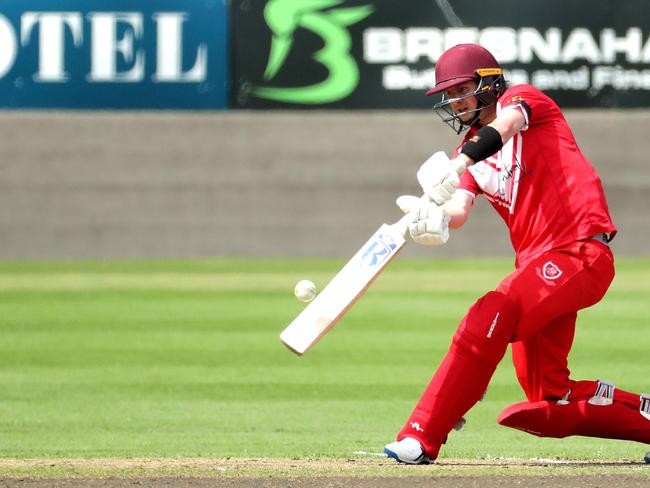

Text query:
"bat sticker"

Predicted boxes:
[[360, 232, 397, 269]]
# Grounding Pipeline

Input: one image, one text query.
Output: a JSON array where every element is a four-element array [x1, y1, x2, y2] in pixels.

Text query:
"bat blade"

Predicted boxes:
[[280, 222, 406, 356]]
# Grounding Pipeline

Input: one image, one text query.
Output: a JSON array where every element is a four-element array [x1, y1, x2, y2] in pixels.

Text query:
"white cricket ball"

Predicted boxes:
[[294, 279, 317, 302]]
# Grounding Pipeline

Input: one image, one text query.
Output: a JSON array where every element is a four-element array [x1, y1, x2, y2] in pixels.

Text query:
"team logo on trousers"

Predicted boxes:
[[542, 261, 563, 280], [410, 422, 424, 432]]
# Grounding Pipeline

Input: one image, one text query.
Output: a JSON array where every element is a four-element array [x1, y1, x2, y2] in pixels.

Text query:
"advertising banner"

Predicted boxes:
[[232, 0, 650, 108], [0, 0, 228, 109]]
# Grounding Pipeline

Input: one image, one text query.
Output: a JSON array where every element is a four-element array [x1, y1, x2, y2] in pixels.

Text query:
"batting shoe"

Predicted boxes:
[[383, 437, 432, 465]]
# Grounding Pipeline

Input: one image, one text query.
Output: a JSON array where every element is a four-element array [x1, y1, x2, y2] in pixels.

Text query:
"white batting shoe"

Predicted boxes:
[[383, 437, 432, 465]]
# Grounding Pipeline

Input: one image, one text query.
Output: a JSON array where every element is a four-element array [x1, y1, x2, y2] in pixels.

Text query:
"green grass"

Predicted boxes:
[[0, 258, 648, 465]]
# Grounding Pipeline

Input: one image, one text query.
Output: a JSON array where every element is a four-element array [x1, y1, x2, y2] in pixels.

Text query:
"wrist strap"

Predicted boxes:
[[460, 125, 503, 163]]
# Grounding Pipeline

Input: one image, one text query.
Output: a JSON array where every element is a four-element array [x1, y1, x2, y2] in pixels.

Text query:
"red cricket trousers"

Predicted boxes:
[[498, 239, 614, 402], [396, 238, 638, 459]]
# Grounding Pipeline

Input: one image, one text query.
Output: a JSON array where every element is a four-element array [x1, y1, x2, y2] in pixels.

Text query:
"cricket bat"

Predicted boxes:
[[280, 211, 413, 356]]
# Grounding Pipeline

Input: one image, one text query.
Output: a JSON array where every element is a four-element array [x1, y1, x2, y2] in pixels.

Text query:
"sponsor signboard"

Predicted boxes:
[[232, 0, 650, 108], [0, 0, 228, 109]]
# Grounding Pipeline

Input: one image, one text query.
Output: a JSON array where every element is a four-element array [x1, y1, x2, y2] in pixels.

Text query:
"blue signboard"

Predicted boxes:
[[0, 0, 228, 109]]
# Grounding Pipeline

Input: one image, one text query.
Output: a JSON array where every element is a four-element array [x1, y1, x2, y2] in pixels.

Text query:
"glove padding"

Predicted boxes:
[[417, 151, 467, 205], [396, 195, 450, 246]]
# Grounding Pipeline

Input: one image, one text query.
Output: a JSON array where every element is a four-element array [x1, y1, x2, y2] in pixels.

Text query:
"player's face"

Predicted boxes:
[[444, 81, 479, 123]]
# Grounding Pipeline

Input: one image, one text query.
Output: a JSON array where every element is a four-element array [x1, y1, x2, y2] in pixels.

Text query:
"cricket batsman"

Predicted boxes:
[[384, 43, 650, 464]]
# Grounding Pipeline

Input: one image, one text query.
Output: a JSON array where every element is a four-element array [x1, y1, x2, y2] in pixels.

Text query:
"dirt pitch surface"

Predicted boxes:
[[0, 458, 648, 487], [1, 477, 650, 488]]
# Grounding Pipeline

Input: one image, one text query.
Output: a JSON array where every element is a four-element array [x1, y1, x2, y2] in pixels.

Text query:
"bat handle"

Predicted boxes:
[[391, 195, 433, 237], [393, 212, 412, 237]]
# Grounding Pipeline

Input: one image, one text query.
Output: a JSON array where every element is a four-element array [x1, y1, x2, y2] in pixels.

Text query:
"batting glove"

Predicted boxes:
[[396, 195, 450, 246], [417, 151, 466, 205]]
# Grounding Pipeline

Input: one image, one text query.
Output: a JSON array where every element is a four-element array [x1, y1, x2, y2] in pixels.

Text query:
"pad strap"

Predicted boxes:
[[460, 125, 503, 163]]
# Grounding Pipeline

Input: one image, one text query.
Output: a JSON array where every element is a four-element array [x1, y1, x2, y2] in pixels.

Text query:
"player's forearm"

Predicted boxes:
[[445, 206, 469, 229], [444, 193, 473, 229], [456, 153, 474, 168]]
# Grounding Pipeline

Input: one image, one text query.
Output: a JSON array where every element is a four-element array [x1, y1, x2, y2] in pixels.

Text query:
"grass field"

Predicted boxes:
[[0, 258, 648, 477]]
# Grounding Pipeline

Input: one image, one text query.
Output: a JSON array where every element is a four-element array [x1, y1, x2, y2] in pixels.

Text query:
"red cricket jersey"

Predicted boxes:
[[455, 84, 617, 267]]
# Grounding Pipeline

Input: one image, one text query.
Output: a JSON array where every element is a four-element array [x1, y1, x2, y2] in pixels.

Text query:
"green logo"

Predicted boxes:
[[253, 0, 374, 104]]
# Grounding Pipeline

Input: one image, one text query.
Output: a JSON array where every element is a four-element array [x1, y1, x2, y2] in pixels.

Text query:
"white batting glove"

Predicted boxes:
[[396, 195, 450, 246], [417, 151, 467, 205]]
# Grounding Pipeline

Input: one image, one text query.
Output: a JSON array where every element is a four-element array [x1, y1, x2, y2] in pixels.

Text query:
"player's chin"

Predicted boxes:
[[457, 112, 475, 123]]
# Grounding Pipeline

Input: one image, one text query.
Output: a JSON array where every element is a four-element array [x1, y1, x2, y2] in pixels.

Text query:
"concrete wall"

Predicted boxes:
[[0, 110, 647, 259]]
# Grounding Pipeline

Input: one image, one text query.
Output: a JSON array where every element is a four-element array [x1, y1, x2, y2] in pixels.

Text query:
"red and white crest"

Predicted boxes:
[[542, 261, 563, 280]]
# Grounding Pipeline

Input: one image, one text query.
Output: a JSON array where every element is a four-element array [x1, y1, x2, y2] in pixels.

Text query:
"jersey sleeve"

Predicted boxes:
[[499, 84, 554, 131]]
